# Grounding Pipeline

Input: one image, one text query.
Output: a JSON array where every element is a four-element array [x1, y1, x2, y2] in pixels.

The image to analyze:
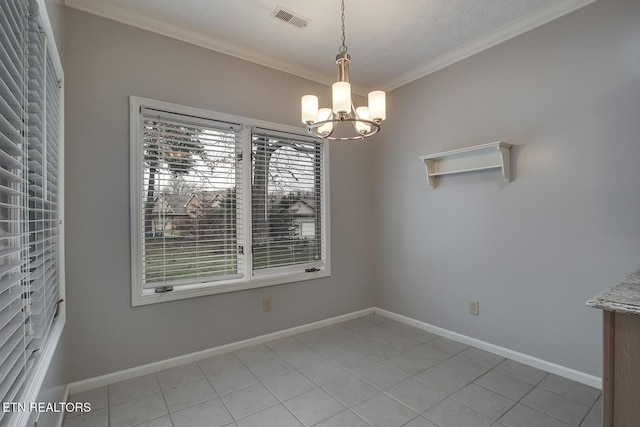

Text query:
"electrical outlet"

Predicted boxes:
[[469, 301, 479, 316], [263, 297, 272, 312]]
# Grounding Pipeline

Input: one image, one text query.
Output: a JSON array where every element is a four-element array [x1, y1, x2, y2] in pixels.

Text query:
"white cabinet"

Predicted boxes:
[[419, 141, 512, 188]]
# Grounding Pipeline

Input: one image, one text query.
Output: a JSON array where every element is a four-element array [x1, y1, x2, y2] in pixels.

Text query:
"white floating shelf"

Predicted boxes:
[[419, 141, 512, 188]]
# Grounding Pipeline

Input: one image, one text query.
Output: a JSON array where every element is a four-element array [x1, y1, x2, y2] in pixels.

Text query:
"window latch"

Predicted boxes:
[[305, 267, 320, 273], [154, 286, 174, 294]]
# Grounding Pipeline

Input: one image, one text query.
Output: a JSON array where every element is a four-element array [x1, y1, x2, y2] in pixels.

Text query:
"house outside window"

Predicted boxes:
[[130, 97, 330, 305]]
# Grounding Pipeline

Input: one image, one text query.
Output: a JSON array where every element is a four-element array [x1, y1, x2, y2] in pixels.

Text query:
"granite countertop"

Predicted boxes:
[[587, 271, 640, 315]]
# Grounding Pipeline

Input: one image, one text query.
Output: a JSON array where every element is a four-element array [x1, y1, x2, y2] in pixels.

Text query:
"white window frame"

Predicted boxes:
[[130, 97, 330, 306]]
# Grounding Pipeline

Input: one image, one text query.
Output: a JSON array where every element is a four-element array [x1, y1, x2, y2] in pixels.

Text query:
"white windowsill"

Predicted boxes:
[[132, 269, 331, 306]]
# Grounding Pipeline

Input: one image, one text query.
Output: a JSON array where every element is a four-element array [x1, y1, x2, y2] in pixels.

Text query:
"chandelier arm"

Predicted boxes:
[[351, 101, 360, 118], [350, 120, 360, 136], [307, 117, 380, 141], [324, 126, 336, 139]]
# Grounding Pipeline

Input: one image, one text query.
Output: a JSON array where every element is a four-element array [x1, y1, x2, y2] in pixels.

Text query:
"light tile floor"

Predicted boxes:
[[63, 314, 602, 427]]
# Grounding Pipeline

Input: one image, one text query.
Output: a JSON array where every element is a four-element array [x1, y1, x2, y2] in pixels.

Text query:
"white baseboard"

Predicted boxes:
[[373, 307, 602, 389], [68, 308, 373, 394], [57, 385, 70, 427], [68, 305, 601, 395]]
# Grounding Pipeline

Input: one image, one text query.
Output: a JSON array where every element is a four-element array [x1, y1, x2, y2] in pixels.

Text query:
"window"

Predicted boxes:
[[130, 98, 329, 305], [137, 107, 243, 289], [0, 0, 64, 425], [251, 131, 324, 274]]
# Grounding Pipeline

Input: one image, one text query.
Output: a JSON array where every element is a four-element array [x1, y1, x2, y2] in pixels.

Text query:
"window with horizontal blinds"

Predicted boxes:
[[131, 98, 329, 305], [139, 108, 244, 289], [252, 132, 324, 273], [0, 0, 63, 424], [0, 0, 29, 416]]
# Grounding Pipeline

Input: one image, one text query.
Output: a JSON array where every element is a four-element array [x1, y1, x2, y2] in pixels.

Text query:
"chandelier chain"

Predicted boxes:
[[339, 0, 347, 54]]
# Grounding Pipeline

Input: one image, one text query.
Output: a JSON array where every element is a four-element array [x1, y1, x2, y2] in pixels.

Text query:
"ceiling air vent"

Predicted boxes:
[[271, 6, 311, 29]]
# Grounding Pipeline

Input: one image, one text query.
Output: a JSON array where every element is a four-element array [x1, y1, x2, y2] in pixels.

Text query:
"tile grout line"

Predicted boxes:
[[154, 372, 172, 427], [577, 395, 602, 427], [107, 381, 111, 427], [232, 347, 302, 424], [201, 366, 238, 425], [496, 371, 597, 427], [220, 348, 300, 424], [578, 394, 602, 426]]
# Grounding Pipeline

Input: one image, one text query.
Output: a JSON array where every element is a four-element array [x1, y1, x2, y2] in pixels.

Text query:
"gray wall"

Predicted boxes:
[[372, 0, 640, 377], [64, 8, 374, 381]]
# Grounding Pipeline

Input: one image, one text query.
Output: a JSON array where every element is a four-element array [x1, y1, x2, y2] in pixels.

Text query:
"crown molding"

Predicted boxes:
[[381, 0, 598, 91], [65, 0, 597, 93], [63, 0, 374, 94]]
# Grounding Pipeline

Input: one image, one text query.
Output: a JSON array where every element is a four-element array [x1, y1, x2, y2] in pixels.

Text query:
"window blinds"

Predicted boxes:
[[140, 108, 244, 288], [0, 1, 62, 423], [0, 0, 30, 416], [251, 131, 324, 273]]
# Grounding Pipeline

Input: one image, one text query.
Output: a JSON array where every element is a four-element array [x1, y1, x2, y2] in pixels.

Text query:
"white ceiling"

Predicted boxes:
[[64, 0, 596, 93]]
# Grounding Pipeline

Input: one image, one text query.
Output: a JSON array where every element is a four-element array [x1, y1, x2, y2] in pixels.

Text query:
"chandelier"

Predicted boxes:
[[301, 0, 386, 141]]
